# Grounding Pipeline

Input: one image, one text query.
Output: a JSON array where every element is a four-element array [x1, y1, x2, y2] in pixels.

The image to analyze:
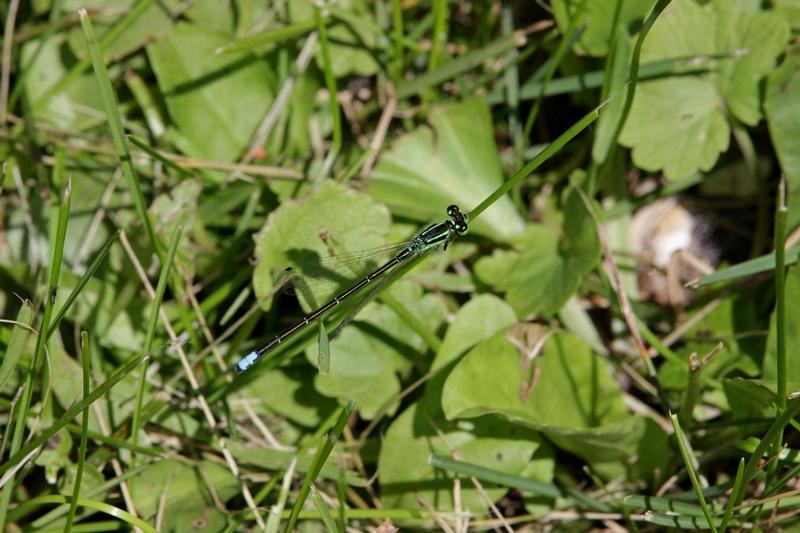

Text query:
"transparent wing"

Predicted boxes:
[[282, 241, 414, 311]]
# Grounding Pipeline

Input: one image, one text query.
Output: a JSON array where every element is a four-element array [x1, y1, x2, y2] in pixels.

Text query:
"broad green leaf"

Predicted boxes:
[[551, 0, 657, 57], [182, 0, 235, 32], [474, 190, 600, 317], [313, 281, 446, 419], [225, 442, 364, 484], [763, 265, 800, 391], [443, 331, 644, 463], [288, 0, 379, 77], [368, 99, 526, 242], [432, 294, 518, 371], [722, 378, 776, 423], [146, 23, 276, 163], [22, 35, 104, 130], [378, 402, 554, 515], [253, 180, 391, 308], [131, 459, 238, 532], [619, 0, 790, 180], [241, 367, 337, 427], [766, 46, 800, 230]]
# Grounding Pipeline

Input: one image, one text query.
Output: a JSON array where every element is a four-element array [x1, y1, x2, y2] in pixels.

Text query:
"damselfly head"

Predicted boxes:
[[446, 205, 469, 235]]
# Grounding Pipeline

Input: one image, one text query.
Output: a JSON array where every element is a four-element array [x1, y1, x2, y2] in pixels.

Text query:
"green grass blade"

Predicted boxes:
[[729, 396, 800, 512], [774, 180, 788, 409], [284, 401, 355, 532], [215, 20, 316, 54], [0, 343, 164, 479], [429, 454, 613, 512], [395, 31, 525, 100], [315, 6, 341, 174], [523, 22, 585, 139], [11, 495, 156, 533], [0, 177, 71, 530], [46, 229, 120, 340], [64, 331, 92, 533], [670, 412, 719, 533], [79, 8, 161, 258], [697, 245, 800, 286], [310, 484, 338, 532], [468, 105, 602, 221], [132, 224, 183, 453], [719, 458, 745, 533], [624, 494, 707, 517]]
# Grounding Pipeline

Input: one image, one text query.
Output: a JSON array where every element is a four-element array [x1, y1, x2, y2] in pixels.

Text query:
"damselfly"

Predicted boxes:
[[233, 205, 469, 374]]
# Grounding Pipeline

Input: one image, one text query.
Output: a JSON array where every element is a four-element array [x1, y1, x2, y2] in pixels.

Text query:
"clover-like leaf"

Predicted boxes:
[[443, 331, 644, 463], [620, 0, 790, 180], [474, 190, 600, 317], [253, 180, 392, 307], [368, 99, 526, 242]]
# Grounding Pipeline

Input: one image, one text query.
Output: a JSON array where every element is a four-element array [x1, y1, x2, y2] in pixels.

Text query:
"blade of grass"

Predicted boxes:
[[726, 396, 800, 519], [522, 21, 585, 140], [0, 341, 172, 479], [10, 495, 156, 533], [624, 494, 707, 517], [485, 53, 723, 104], [468, 104, 603, 221], [284, 401, 355, 532], [429, 454, 613, 512], [215, 20, 316, 54], [79, 8, 161, 258], [395, 30, 526, 100], [46, 229, 120, 340], [670, 412, 718, 533], [131, 224, 183, 456], [0, 177, 71, 530], [314, 5, 341, 180], [310, 484, 338, 532], [774, 178, 788, 412], [64, 331, 92, 533], [719, 458, 745, 533], [696, 244, 800, 286]]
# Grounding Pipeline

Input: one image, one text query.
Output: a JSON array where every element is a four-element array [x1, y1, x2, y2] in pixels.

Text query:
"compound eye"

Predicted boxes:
[[456, 222, 467, 233], [447, 205, 458, 217]]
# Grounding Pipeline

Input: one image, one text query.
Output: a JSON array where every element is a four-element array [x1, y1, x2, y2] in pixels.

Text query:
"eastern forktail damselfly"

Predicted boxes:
[[233, 205, 468, 374]]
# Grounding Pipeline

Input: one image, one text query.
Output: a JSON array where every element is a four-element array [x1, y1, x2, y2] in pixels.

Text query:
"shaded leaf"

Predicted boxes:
[[146, 23, 276, 163], [443, 331, 644, 463]]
